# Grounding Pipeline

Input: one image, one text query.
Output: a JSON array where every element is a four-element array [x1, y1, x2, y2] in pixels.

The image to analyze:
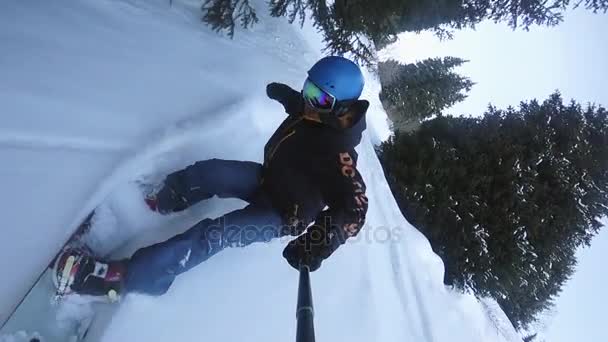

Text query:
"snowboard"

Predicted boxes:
[[0, 213, 97, 342], [0, 180, 166, 342]]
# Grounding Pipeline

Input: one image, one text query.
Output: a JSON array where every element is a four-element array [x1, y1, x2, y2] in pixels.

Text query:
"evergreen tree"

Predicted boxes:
[[201, 0, 258, 38], [331, 0, 608, 45], [378, 57, 473, 131], [378, 92, 608, 328], [200, 0, 608, 65]]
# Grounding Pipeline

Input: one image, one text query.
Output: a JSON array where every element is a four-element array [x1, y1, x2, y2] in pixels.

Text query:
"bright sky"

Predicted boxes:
[[383, 9, 608, 341], [381, 9, 608, 117]]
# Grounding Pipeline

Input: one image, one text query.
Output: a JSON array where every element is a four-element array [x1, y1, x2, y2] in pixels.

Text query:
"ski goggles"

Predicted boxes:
[[302, 78, 337, 112]]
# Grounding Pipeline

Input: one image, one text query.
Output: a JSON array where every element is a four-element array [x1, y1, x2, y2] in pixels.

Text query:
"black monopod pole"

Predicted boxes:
[[296, 264, 316, 342]]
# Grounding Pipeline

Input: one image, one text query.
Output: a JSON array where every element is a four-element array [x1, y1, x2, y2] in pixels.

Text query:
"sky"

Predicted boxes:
[[381, 9, 608, 118], [383, 9, 608, 342]]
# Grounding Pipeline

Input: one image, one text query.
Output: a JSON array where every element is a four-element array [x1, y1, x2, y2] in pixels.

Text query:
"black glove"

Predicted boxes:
[[282, 225, 328, 272], [266, 82, 303, 115], [266, 82, 294, 101]]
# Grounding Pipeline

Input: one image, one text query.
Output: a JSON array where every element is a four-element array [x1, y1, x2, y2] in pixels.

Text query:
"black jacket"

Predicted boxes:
[[264, 82, 369, 261]]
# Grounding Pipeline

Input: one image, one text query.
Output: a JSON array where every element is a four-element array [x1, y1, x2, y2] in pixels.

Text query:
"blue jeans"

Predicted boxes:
[[125, 159, 286, 295]]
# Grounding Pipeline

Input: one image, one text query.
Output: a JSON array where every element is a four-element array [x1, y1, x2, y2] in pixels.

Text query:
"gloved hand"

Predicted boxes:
[[283, 240, 323, 272], [282, 225, 328, 272], [266, 82, 291, 101]]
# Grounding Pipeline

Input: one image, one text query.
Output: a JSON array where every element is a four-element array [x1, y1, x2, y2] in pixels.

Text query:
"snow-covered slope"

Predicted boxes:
[[0, 0, 519, 341]]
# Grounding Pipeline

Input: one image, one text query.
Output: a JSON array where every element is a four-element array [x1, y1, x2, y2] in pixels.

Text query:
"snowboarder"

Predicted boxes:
[[55, 56, 369, 299]]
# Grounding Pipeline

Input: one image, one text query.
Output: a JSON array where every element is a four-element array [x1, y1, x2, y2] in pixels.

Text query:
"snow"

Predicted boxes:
[[178, 249, 191, 268], [0, 331, 42, 342], [0, 0, 518, 341]]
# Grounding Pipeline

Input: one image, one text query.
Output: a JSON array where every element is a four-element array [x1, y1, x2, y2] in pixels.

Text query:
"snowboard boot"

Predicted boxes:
[[144, 192, 161, 213], [52, 249, 126, 302], [144, 184, 188, 214]]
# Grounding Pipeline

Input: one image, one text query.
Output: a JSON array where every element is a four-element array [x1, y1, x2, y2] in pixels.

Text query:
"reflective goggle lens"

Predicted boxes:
[[302, 79, 336, 111]]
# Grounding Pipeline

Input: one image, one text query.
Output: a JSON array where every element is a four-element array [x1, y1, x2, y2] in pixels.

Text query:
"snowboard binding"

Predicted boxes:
[[52, 249, 125, 303]]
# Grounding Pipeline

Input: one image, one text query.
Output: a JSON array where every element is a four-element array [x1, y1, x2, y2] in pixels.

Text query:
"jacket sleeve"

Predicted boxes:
[[293, 148, 368, 263], [266, 82, 303, 116]]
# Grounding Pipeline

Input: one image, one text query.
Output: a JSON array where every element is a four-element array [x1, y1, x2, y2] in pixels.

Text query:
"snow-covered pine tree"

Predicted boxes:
[[378, 92, 608, 328], [200, 0, 608, 65], [378, 57, 473, 131]]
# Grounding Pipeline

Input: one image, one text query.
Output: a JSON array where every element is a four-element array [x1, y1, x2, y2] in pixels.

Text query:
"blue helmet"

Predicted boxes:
[[307, 56, 364, 102]]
